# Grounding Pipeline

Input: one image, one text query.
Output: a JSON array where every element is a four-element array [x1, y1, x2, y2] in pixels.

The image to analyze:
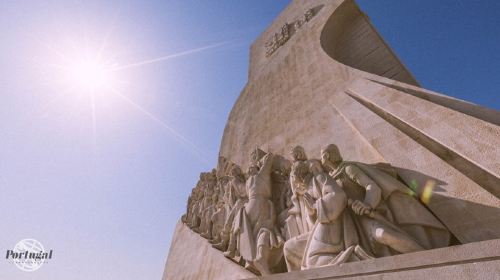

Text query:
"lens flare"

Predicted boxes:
[[421, 180, 436, 204]]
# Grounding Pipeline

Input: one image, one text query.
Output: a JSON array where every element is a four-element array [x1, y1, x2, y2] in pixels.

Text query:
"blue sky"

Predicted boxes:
[[0, 1, 498, 279]]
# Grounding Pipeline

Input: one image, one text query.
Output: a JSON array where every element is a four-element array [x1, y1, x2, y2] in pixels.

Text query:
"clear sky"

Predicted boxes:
[[0, 0, 498, 279]]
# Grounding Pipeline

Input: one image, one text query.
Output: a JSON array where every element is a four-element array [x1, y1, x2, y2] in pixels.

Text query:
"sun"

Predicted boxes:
[[66, 57, 115, 92]]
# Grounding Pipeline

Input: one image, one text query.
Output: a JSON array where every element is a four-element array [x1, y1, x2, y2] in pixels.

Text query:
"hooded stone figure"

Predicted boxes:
[[287, 145, 314, 237], [301, 160, 376, 269], [283, 158, 322, 271], [284, 160, 371, 270], [320, 144, 451, 258]]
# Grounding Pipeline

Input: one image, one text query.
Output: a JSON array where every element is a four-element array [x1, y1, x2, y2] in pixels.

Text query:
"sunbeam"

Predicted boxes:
[[110, 40, 239, 71], [90, 91, 97, 154], [106, 86, 212, 166], [27, 19, 235, 167]]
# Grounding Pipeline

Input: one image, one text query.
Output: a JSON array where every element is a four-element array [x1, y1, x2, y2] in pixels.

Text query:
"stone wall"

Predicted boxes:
[[164, 0, 500, 278], [219, 0, 500, 244], [162, 221, 254, 280]]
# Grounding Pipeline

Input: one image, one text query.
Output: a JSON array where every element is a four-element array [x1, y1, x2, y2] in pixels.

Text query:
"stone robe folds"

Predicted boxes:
[[332, 162, 450, 255], [283, 173, 321, 271], [233, 155, 284, 272], [302, 172, 359, 269]]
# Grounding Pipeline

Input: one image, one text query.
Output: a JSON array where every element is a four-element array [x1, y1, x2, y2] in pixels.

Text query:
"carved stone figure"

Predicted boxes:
[[233, 152, 284, 275], [270, 156, 293, 240], [320, 144, 451, 257], [287, 146, 313, 237], [200, 184, 218, 239], [187, 174, 207, 230], [215, 165, 247, 253], [209, 176, 230, 244], [283, 146, 318, 271], [222, 165, 252, 258], [283, 158, 322, 271], [301, 161, 371, 269], [181, 143, 454, 275], [196, 171, 217, 236]]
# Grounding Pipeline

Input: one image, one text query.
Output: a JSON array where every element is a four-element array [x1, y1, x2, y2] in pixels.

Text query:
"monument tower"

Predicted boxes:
[[164, 0, 500, 279]]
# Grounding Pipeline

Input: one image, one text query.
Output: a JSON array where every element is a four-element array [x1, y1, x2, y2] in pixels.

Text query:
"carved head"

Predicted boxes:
[[290, 145, 307, 162], [230, 165, 243, 178], [247, 164, 259, 177], [321, 144, 343, 164], [199, 172, 205, 181], [250, 147, 266, 166], [291, 161, 311, 194]]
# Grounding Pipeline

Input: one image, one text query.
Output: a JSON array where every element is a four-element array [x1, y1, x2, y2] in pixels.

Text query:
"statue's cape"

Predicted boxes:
[[333, 161, 448, 231]]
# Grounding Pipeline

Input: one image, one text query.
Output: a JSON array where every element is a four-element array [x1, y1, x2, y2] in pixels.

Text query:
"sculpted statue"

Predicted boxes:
[[196, 170, 217, 235], [215, 165, 247, 253], [181, 188, 193, 224], [320, 144, 451, 258], [283, 146, 319, 271], [232, 151, 284, 275], [187, 173, 206, 230], [283, 164, 319, 270], [301, 160, 371, 268], [182, 143, 453, 275], [270, 156, 292, 240], [208, 175, 230, 243], [287, 146, 314, 237]]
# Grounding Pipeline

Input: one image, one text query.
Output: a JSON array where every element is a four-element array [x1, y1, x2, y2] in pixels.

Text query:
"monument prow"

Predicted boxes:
[[165, 0, 500, 279]]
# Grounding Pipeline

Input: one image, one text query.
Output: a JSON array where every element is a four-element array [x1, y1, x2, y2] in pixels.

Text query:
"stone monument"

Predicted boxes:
[[163, 0, 500, 279]]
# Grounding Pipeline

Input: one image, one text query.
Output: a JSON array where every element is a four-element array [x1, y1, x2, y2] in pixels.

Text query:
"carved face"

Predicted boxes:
[[250, 148, 265, 165], [247, 165, 259, 176], [230, 166, 242, 178], [322, 144, 342, 164], [290, 146, 307, 162]]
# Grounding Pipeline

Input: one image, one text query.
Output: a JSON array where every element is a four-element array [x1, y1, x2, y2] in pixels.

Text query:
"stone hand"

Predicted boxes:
[[351, 200, 371, 216], [303, 192, 316, 209], [263, 152, 272, 162]]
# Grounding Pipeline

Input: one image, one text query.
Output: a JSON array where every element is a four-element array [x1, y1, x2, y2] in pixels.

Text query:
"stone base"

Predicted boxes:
[[162, 220, 255, 280], [244, 239, 500, 280], [163, 221, 500, 279]]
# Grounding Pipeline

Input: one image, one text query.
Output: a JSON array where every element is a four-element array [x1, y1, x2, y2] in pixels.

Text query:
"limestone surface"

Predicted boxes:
[[164, 0, 500, 279]]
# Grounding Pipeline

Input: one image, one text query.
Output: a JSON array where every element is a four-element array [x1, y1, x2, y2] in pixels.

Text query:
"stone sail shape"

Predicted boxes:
[[219, 0, 500, 244], [164, 0, 500, 279]]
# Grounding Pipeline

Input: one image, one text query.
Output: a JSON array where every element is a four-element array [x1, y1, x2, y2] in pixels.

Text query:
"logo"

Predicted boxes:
[[6, 239, 53, 272]]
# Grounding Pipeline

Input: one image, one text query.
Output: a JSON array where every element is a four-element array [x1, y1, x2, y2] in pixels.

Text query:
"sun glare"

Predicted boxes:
[[37, 28, 230, 164], [65, 58, 114, 91]]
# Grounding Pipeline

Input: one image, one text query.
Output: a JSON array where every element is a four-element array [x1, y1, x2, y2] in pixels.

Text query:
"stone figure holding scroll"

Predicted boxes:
[[320, 144, 451, 257]]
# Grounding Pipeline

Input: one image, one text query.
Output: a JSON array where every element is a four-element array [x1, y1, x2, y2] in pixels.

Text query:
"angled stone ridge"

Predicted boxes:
[[162, 221, 254, 280], [369, 79, 500, 126], [164, 0, 500, 279], [219, 0, 500, 245], [320, 0, 419, 86], [243, 238, 500, 280]]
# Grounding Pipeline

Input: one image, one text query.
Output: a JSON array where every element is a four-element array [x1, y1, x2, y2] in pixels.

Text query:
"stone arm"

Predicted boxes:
[[258, 153, 274, 176], [345, 165, 381, 209]]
